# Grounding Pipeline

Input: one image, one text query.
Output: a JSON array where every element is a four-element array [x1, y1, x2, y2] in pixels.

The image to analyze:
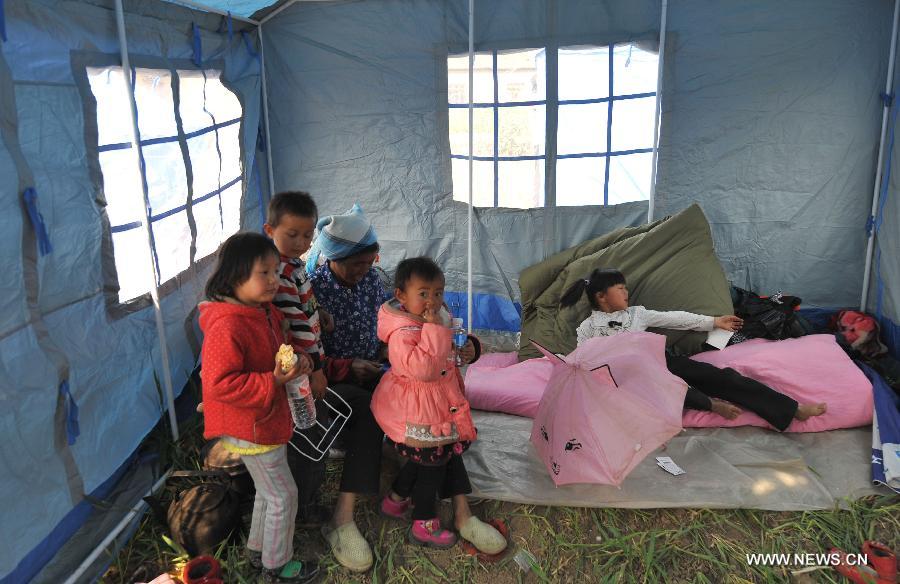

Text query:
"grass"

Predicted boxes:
[[103, 390, 899, 584]]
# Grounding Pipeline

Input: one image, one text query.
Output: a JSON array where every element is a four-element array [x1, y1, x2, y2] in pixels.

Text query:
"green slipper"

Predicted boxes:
[[259, 559, 319, 583]]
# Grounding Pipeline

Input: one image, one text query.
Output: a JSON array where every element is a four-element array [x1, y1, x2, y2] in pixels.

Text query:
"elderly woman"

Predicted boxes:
[[305, 205, 390, 572], [308, 204, 391, 387]]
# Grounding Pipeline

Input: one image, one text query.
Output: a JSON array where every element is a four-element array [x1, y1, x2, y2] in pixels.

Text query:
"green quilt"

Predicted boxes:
[[517, 204, 733, 361]]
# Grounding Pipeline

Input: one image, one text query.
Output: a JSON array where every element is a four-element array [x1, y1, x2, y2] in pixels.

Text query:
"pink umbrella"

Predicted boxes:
[[529, 332, 687, 486]]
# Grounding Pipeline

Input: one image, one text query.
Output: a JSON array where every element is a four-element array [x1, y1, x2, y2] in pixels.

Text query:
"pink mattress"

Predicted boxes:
[[465, 334, 873, 432]]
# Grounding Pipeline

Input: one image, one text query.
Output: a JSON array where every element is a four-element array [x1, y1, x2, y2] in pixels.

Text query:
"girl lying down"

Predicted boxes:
[[563, 268, 827, 430]]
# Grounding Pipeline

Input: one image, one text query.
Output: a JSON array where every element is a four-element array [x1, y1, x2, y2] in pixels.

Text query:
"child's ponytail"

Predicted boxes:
[[560, 278, 590, 308]]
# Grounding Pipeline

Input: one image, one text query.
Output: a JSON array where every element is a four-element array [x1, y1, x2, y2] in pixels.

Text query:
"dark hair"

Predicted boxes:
[[559, 268, 626, 309], [205, 232, 279, 301], [331, 241, 381, 263], [394, 256, 444, 290], [267, 191, 318, 227]]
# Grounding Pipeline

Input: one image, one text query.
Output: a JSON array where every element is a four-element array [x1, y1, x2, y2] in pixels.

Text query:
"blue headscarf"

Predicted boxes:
[[305, 204, 378, 275]]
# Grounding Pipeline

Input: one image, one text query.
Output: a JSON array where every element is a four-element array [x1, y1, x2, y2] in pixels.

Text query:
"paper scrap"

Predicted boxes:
[[656, 456, 685, 476], [706, 328, 734, 350]]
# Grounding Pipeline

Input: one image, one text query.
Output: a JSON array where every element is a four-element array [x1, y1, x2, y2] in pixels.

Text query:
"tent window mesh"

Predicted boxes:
[[86, 66, 243, 303], [448, 43, 657, 208]]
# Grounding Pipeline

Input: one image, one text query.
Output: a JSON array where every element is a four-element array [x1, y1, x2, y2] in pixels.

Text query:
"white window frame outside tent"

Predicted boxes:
[[448, 42, 660, 209], [85, 64, 244, 305]]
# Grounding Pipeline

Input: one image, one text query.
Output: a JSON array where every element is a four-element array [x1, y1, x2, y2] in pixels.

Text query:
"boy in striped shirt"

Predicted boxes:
[[264, 191, 384, 572], [265, 191, 351, 392]]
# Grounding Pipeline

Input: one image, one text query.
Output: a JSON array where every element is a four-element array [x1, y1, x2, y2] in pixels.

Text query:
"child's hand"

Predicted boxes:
[[459, 339, 476, 364], [310, 368, 328, 399], [319, 308, 335, 334], [296, 352, 314, 375], [273, 353, 313, 386], [421, 307, 438, 324], [714, 315, 743, 331], [274, 359, 305, 387]]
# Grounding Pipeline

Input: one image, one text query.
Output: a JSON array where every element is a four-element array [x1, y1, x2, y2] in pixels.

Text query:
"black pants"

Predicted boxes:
[[392, 456, 472, 520], [327, 383, 384, 494], [666, 354, 798, 431], [287, 382, 383, 505]]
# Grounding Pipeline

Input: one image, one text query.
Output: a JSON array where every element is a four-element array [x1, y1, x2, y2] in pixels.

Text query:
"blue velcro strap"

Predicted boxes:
[[192, 22, 202, 67], [23, 188, 53, 255], [866, 214, 876, 235], [226, 12, 233, 41], [60, 381, 80, 446], [0, 0, 7, 42], [254, 155, 266, 230], [881, 92, 894, 107], [257, 125, 267, 153], [241, 30, 259, 59]]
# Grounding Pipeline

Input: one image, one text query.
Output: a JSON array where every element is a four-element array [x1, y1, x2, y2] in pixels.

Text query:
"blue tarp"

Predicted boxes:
[[860, 363, 900, 493], [167, 0, 279, 19], [0, 0, 263, 580]]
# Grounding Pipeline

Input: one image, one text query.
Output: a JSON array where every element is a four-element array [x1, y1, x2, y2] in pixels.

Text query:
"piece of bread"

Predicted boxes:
[[276, 344, 296, 373]]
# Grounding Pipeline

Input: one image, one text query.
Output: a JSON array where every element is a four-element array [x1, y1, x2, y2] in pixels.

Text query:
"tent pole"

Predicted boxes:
[[61, 470, 171, 584], [164, 0, 259, 25], [466, 0, 474, 333], [259, 25, 277, 199], [861, 0, 900, 312], [114, 0, 179, 442], [646, 0, 668, 223], [260, 0, 299, 25]]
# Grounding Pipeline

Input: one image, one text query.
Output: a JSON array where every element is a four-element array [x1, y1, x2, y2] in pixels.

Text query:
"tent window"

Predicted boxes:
[[86, 66, 243, 303], [448, 43, 658, 208]]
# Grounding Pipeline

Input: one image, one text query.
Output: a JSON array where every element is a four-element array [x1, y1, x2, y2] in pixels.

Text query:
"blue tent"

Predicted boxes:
[[1, 0, 898, 581]]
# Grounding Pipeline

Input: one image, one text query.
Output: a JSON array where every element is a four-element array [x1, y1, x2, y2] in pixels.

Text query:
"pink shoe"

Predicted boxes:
[[379, 495, 410, 520], [409, 518, 457, 549]]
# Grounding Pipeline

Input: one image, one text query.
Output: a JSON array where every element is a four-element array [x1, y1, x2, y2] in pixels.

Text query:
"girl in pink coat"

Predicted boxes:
[[370, 257, 507, 554]]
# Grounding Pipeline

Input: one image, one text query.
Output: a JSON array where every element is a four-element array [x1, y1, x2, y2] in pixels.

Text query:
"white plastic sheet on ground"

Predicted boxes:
[[465, 411, 883, 510]]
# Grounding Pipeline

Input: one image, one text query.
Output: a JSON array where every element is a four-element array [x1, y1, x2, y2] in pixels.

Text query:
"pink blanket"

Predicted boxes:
[[465, 334, 873, 432]]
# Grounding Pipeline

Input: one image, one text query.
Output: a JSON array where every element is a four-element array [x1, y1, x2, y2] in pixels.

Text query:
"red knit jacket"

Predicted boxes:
[[199, 300, 293, 445]]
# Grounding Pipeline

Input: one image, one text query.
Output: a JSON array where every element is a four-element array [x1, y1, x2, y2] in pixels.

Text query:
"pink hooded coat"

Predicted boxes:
[[370, 300, 477, 448]]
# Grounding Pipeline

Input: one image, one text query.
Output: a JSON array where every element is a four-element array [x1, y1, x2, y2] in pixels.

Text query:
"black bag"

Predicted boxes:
[[164, 470, 242, 557], [201, 438, 255, 512], [730, 287, 811, 341]]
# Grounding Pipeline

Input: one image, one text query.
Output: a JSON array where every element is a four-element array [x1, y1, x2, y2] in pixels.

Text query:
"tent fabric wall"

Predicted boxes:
[[653, 0, 894, 311], [263, 0, 658, 332], [0, 0, 262, 579], [872, 55, 900, 357], [1, 0, 899, 579]]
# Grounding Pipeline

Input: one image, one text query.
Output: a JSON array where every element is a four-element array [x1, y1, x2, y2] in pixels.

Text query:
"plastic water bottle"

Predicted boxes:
[[285, 374, 316, 430], [452, 317, 467, 366]]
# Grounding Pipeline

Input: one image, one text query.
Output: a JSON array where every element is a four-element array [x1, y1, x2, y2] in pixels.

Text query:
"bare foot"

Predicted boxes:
[[795, 402, 827, 421], [710, 398, 742, 420]]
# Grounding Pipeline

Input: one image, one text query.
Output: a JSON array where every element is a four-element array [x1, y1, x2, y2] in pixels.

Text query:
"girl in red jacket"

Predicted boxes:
[[199, 232, 319, 584], [371, 257, 507, 554]]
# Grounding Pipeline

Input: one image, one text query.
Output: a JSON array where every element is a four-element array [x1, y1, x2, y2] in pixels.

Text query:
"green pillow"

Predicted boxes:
[[518, 204, 732, 360]]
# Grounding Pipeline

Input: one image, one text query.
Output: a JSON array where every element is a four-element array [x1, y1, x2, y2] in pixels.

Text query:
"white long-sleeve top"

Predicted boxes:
[[575, 306, 715, 347]]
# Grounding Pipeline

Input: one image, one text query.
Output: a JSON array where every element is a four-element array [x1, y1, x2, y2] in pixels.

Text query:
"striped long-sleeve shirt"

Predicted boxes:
[[273, 256, 325, 369]]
